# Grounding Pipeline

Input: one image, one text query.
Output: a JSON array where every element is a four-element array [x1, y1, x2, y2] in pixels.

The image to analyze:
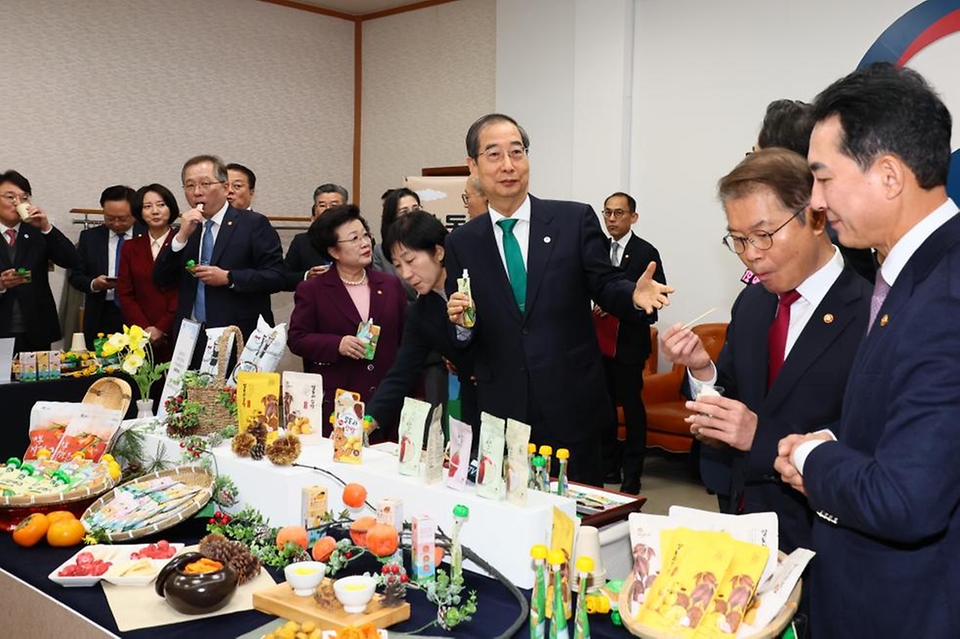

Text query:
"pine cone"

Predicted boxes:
[[266, 434, 301, 466], [250, 443, 266, 460], [246, 420, 268, 445], [231, 432, 257, 457], [199, 533, 262, 585], [314, 580, 338, 609]]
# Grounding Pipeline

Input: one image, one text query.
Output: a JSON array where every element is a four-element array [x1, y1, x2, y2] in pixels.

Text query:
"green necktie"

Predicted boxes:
[[497, 218, 527, 312]]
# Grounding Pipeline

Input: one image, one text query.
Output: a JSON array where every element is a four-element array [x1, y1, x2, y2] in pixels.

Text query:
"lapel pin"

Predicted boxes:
[[227, 221, 233, 226], [823, 313, 834, 324], [377, 290, 382, 295], [880, 314, 889, 327], [544, 236, 551, 243]]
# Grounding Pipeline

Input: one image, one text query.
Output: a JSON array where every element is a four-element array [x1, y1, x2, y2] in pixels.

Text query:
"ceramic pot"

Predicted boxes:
[[156, 552, 239, 615], [136, 399, 154, 419]]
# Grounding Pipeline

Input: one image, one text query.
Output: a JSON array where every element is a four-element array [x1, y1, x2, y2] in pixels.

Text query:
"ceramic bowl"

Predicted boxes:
[[156, 552, 239, 615], [284, 560, 326, 596], [333, 574, 376, 613]]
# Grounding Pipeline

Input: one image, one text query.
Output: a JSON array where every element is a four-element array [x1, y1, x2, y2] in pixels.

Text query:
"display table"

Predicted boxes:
[[137, 426, 576, 589], [0, 518, 631, 638], [1, 374, 138, 460]]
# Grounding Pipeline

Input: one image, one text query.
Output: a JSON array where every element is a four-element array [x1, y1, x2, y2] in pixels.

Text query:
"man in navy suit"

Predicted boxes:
[[661, 149, 870, 559], [69, 185, 146, 347], [775, 63, 960, 638], [283, 183, 346, 291], [0, 170, 79, 352], [445, 114, 672, 486], [154, 155, 285, 358], [596, 191, 665, 494]]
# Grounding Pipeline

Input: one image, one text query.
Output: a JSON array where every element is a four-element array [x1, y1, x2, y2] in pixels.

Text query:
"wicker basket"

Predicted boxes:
[[186, 326, 243, 436], [81, 465, 216, 542], [0, 377, 131, 531], [618, 551, 801, 639]]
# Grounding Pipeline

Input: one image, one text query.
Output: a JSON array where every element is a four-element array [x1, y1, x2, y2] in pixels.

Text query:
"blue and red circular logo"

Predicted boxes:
[[859, 0, 960, 200]]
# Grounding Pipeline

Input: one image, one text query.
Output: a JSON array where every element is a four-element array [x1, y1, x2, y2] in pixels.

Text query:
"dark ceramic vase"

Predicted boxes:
[[156, 552, 239, 615]]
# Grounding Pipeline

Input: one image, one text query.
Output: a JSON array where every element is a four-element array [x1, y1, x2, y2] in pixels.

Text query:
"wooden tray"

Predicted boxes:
[[253, 579, 411, 630], [618, 557, 801, 639], [82, 466, 215, 542]]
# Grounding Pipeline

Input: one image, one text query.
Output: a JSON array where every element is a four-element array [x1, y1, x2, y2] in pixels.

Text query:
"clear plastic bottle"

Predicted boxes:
[[555, 448, 570, 497]]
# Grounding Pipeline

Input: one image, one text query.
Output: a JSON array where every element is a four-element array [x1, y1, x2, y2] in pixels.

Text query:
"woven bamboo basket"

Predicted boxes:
[[81, 465, 215, 542], [186, 326, 243, 435], [0, 376, 132, 530], [618, 551, 801, 639]]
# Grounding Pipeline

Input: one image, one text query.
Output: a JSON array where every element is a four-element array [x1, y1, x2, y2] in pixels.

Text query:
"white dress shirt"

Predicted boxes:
[[105, 228, 134, 300], [171, 202, 228, 255], [487, 195, 532, 272], [610, 230, 633, 267]]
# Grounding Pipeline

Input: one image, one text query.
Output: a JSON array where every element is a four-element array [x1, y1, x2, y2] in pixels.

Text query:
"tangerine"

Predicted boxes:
[[46, 510, 77, 525], [12, 513, 50, 547], [342, 483, 367, 509], [47, 518, 86, 547], [276, 525, 309, 552], [312, 535, 337, 562]]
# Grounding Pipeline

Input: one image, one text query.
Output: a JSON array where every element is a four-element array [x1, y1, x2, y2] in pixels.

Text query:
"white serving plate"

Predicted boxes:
[[320, 631, 387, 639], [48, 542, 184, 587]]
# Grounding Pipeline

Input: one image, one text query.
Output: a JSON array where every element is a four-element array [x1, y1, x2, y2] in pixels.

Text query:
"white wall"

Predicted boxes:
[[496, 0, 960, 369]]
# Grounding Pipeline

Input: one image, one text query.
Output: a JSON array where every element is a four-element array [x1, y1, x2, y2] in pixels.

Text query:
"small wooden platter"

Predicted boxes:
[[253, 579, 410, 630]]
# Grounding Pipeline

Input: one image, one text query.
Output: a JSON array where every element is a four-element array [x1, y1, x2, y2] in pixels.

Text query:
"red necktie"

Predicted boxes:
[[767, 289, 800, 387], [5, 229, 15, 247]]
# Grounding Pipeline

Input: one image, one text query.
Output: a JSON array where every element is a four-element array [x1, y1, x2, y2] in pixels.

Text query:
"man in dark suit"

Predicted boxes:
[[0, 170, 80, 353], [283, 183, 347, 291], [661, 149, 870, 559], [775, 64, 960, 638], [226, 163, 257, 211], [596, 191, 664, 494], [68, 185, 145, 347], [153, 155, 285, 358], [445, 114, 672, 486]]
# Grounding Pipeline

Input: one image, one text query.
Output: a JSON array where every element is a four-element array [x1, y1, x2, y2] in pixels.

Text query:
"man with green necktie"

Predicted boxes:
[[446, 113, 671, 486]]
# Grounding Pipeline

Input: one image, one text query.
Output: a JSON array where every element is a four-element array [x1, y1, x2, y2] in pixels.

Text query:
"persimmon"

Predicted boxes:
[[342, 483, 367, 509], [349, 516, 377, 547], [47, 518, 86, 547], [276, 525, 309, 552], [365, 522, 399, 557], [13, 513, 50, 547], [312, 535, 337, 561], [45, 510, 77, 525]]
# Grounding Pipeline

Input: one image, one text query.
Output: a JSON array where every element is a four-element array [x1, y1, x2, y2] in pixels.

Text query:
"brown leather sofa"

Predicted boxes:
[[632, 322, 729, 453]]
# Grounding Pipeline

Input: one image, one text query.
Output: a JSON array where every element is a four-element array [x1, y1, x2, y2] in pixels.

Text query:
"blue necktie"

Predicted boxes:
[[114, 233, 125, 308], [195, 220, 215, 323]]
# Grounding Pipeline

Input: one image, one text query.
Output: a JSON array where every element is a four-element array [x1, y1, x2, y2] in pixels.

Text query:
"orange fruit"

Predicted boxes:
[[45, 510, 77, 525], [365, 522, 399, 557], [349, 516, 377, 547], [47, 518, 86, 547], [13, 513, 50, 547], [276, 525, 309, 552], [342, 483, 367, 509], [312, 535, 337, 562]]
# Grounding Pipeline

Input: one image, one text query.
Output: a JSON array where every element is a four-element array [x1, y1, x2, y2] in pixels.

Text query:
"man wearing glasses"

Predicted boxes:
[[596, 192, 665, 494], [660, 148, 869, 559], [445, 113, 671, 486], [154, 154, 285, 357], [0, 170, 79, 353], [462, 176, 488, 219], [283, 183, 348, 291]]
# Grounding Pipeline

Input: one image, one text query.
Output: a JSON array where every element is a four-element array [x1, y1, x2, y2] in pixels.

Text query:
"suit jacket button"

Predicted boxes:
[[367, 364, 374, 371], [521, 328, 529, 335]]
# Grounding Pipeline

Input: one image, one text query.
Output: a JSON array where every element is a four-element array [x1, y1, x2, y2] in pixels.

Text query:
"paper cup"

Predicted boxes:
[[573, 525, 606, 592], [15, 202, 30, 220], [70, 332, 88, 353]]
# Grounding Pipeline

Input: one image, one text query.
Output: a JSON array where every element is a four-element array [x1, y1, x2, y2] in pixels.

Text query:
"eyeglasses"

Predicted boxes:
[[1, 192, 30, 204], [478, 145, 528, 164], [722, 207, 805, 254], [461, 192, 470, 205], [397, 204, 421, 216], [337, 232, 372, 245], [602, 208, 630, 219], [182, 180, 224, 192]]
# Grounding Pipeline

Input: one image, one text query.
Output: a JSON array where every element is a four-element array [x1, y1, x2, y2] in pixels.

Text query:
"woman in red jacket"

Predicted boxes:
[[116, 184, 179, 363]]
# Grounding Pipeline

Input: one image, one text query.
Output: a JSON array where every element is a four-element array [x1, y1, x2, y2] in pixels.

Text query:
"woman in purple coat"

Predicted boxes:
[[288, 205, 406, 441]]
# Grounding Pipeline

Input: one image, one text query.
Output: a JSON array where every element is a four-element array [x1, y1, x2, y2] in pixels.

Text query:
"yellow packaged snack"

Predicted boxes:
[[236, 372, 281, 434], [639, 528, 735, 637], [696, 539, 769, 637]]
